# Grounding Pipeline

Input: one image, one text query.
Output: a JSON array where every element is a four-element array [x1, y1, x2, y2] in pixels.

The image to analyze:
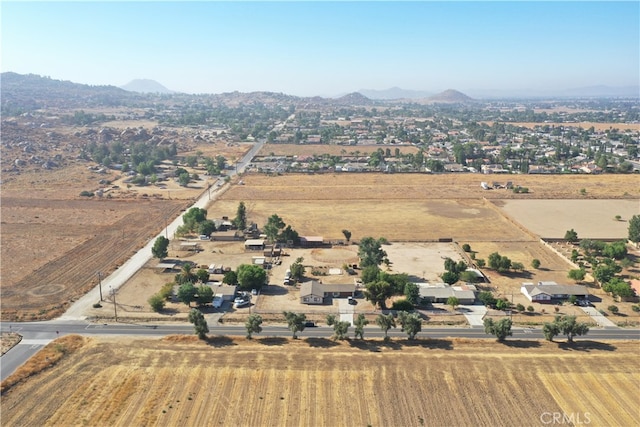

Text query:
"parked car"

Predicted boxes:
[[251, 289, 258, 295], [233, 299, 250, 309], [348, 296, 356, 305], [304, 321, 316, 327]]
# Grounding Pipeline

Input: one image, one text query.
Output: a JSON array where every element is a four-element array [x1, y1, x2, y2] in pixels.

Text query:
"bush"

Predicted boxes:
[[632, 305, 640, 313], [608, 305, 619, 315], [462, 243, 471, 252], [531, 259, 541, 269], [391, 299, 414, 311], [527, 305, 534, 313], [516, 303, 525, 312], [159, 283, 174, 300], [148, 293, 165, 312], [79, 190, 94, 197]]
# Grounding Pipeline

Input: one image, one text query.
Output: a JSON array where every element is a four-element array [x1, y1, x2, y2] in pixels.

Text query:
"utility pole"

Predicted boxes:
[[110, 287, 118, 322], [97, 271, 103, 302]]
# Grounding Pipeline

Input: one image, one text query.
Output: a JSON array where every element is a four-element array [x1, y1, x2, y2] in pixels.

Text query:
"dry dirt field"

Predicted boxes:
[[498, 199, 639, 239], [2, 336, 638, 427]]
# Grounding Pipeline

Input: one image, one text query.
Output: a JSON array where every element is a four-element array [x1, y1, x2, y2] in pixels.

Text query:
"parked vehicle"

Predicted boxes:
[[212, 296, 223, 308], [304, 321, 316, 327]]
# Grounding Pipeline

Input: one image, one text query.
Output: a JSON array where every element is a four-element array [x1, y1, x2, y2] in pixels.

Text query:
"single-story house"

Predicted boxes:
[[206, 282, 237, 301], [520, 281, 589, 302], [244, 239, 265, 251], [417, 283, 476, 305], [300, 281, 356, 304]]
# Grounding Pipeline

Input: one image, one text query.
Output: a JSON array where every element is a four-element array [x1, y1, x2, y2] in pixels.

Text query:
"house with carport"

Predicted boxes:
[[300, 281, 356, 305], [520, 281, 589, 303]]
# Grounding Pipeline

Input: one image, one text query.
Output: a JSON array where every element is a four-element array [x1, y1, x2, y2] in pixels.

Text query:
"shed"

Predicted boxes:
[[300, 236, 324, 248], [245, 239, 265, 251]]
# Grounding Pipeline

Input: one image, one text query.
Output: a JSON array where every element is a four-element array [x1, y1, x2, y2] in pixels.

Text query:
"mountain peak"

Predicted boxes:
[[120, 79, 174, 94]]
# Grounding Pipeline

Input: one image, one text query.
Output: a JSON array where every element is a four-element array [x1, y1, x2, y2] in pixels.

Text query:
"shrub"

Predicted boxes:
[[92, 302, 102, 308], [462, 243, 471, 252], [531, 259, 541, 269], [148, 294, 165, 312], [527, 305, 534, 313], [79, 190, 94, 197], [159, 283, 174, 300], [608, 305, 619, 315], [516, 303, 525, 312], [391, 299, 414, 311], [632, 305, 640, 313]]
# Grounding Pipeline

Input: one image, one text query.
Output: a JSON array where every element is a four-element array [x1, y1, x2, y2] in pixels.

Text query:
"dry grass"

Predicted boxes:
[[0, 335, 88, 394], [1, 336, 638, 427]]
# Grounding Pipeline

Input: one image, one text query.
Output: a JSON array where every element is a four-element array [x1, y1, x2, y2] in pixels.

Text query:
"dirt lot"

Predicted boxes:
[[498, 199, 639, 239], [2, 336, 638, 427]]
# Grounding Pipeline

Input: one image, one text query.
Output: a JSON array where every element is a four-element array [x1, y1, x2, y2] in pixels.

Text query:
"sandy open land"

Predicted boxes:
[[2, 336, 638, 427], [498, 199, 640, 239]]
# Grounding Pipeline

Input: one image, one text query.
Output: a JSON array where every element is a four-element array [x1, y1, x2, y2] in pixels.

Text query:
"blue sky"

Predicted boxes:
[[2, 1, 638, 96]]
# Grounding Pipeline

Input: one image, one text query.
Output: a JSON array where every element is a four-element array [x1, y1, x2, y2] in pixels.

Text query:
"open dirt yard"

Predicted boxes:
[[497, 199, 640, 239], [2, 336, 638, 427]]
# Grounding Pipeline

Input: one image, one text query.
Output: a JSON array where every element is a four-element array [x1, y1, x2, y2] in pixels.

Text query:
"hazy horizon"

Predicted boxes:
[[2, 2, 638, 97]]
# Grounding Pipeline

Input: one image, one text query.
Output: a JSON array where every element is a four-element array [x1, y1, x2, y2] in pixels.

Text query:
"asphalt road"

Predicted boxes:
[[2, 320, 639, 382]]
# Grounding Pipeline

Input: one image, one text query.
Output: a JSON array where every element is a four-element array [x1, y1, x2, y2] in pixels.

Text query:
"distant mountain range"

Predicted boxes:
[[1, 73, 637, 113], [120, 79, 175, 94]]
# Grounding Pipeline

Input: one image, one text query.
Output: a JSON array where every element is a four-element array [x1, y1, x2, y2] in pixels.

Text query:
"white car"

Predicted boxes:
[[212, 296, 223, 308], [233, 299, 250, 308]]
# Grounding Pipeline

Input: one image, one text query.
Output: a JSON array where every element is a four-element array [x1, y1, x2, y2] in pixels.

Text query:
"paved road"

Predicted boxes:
[[2, 319, 638, 381]]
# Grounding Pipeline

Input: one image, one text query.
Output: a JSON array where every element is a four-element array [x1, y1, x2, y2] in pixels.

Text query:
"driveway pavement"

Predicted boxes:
[[580, 307, 618, 328], [338, 299, 355, 325], [457, 304, 487, 328]]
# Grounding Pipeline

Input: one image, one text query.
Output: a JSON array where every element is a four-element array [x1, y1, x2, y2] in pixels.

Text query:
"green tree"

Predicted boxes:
[[516, 303, 525, 312], [376, 313, 396, 340], [488, 252, 512, 272], [542, 321, 560, 342], [177, 283, 197, 307], [175, 263, 197, 285], [188, 308, 209, 339], [152, 236, 169, 259], [564, 228, 579, 243], [602, 241, 627, 260], [353, 313, 369, 339], [264, 214, 286, 243], [223, 270, 238, 286], [148, 293, 165, 312], [567, 268, 586, 282], [476, 259, 486, 268], [198, 220, 216, 236], [511, 262, 525, 272], [478, 291, 496, 307], [283, 311, 306, 339], [462, 243, 471, 252], [182, 207, 208, 232], [531, 259, 541, 269], [342, 229, 352, 243], [326, 314, 350, 340], [364, 280, 392, 309], [447, 296, 460, 310], [629, 215, 640, 244], [593, 263, 621, 284], [236, 264, 267, 291], [404, 282, 420, 305], [441, 271, 459, 285], [555, 315, 590, 343], [234, 201, 247, 231], [245, 313, 263, 339], [358, 237, 387, 268], [603, 278, 635, 298], [527, 305, 535, 313], [397, 311, 422, 340], [289, 257, 305, 283], [495, 299, 510, 311], [361, 265, 381, 284], [196, 269, 210, 283], [196, 285, 213, 306], [483, 318, 513, 342], [178, 172, 191, 187]]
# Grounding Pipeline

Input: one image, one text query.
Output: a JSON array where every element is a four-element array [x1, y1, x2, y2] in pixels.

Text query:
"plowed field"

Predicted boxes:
[[2, 337, 638, 427]]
